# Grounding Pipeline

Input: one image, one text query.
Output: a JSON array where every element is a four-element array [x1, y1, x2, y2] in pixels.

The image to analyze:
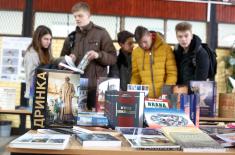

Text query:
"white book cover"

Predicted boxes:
[[9, 133, 70, 150]]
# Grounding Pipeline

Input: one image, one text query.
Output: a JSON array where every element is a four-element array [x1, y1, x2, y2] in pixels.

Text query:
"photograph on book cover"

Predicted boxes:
[[32, 69, 80, 129]]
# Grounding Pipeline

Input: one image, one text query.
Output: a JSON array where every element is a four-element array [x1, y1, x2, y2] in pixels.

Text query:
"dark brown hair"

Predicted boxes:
[[71, 2, 90, 13], [175, 22, 192, 32], [27, 25, 53, 65], [134, 26, 149, 43]]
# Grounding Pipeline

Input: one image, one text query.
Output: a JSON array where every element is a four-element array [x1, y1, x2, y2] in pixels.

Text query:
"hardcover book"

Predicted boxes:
[[144, 108, 194, 129], [144, 98, 169, 109], [77, 78, 88, 112], [32, 68, 80, 129], [75, 133, 121, 147], [189, 81, 216, 117], [9, 133, 70, 150], [96, 77, 120, 112], [104, 91, 145, 128]]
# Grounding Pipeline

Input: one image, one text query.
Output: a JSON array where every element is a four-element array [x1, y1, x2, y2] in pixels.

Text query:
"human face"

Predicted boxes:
[[120, 37, 134, 53], [73, 10, 90, 28], [176, 30, 193, 49], [138, 33, 152, 51], [41, 34, 52, 48]]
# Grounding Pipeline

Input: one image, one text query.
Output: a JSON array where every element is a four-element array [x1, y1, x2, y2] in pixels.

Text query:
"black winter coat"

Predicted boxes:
[[108, 49, 132, 91], [174, 34, 209, 85]]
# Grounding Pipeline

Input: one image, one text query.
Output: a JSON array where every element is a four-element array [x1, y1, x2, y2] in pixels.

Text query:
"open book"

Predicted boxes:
[[59, 55, 89, 74]]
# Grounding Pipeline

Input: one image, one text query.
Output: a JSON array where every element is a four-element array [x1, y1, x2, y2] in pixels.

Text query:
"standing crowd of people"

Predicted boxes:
[[24, 2, 211, 110]]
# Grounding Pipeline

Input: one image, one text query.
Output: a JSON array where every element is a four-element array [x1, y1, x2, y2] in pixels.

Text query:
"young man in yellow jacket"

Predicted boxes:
[[131, 26, 177, 98]]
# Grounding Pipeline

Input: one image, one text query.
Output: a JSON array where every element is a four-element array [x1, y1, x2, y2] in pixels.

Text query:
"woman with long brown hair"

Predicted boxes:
[[24, 25, 53, 99]]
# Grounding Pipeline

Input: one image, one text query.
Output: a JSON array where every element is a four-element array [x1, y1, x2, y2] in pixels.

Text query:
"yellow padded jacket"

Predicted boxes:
[[131, 33, 177, 98]]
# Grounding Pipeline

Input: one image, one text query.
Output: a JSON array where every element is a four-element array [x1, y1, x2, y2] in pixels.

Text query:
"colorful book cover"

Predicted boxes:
[[161, 85, 188, 109], [78, 78, 88, 112], [144, 108, 194, 129], [104, 91, 145, 128], [96, 77, 120, 112], [32, 68, 80, 129], [127, 84, 149, 97], [189, 81, 216, 117]]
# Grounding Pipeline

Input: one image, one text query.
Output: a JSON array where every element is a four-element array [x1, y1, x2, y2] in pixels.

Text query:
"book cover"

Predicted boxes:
[[126, 135, 180, 150], [169, 132, 225, 152], [104, 91, 145, 128], [115, 127, 163, 136], [77, 78, 88, 112], [127, 84, 149, 97], [189, 93, 200, 127], [144, 108, 194, 129], [9, 133, 70, 150], [96, 77, 120, 112], [161, 85, 188, 109], [161, 126, 202, 143], [32, 68, 80, 129], [189, 81, 216, 117], [75, 133, 121, 147], [76, 112, 108, 126]]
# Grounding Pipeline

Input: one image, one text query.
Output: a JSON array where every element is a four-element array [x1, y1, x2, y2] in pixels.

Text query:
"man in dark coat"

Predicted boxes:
[[60, 2, 117, 110], [108, 31, 134, 91], [174, 22, 209, 85]]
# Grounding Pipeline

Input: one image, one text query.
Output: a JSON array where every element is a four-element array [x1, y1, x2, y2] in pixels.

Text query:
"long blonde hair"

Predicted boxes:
[[27, 25, 53, 64]]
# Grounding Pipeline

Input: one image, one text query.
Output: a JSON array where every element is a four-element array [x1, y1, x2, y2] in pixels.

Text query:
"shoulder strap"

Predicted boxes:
[[68, 31, 76, 50]]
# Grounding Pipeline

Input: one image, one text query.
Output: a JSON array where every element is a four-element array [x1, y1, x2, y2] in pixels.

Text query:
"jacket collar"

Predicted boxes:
[[76, 22, 93, 34]]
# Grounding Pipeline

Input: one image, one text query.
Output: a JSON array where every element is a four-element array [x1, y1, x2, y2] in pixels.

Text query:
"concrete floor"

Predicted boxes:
[[0, 136, 16, 155]]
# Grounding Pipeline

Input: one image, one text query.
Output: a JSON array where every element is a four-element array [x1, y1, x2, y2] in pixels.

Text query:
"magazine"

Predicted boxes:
[[59, 54, 89, 74], [32, 69, 80, 129], [9, 133, 70, 150]]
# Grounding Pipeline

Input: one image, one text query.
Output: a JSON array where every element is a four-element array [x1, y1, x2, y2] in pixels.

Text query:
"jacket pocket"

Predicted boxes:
[[88, 40, 100, 51]]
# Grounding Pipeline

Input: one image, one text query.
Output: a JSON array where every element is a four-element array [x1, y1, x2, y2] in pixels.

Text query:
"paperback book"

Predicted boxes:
[[75, 133, 121, 147], [32, 68, 80, 129], [127, 84, 149, 97], [9, 133, 70, 150]]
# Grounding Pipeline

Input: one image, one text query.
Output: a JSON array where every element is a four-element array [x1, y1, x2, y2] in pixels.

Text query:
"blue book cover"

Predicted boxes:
[[189, 81, 216, 117], [76, 112, 108, 126]]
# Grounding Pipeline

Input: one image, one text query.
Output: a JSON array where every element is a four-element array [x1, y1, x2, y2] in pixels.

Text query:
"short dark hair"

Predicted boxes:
[[175, 22, 192, 32], [134, 26, 149, 42], [71, 2, 90, 13], [117, 31, 134, 44]]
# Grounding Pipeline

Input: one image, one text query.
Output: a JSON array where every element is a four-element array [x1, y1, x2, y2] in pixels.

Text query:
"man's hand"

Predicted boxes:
[[86, 50, 99, 61]]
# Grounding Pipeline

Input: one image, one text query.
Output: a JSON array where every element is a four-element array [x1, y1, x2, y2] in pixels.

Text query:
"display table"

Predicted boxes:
[[6, 130, 235, 155]]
